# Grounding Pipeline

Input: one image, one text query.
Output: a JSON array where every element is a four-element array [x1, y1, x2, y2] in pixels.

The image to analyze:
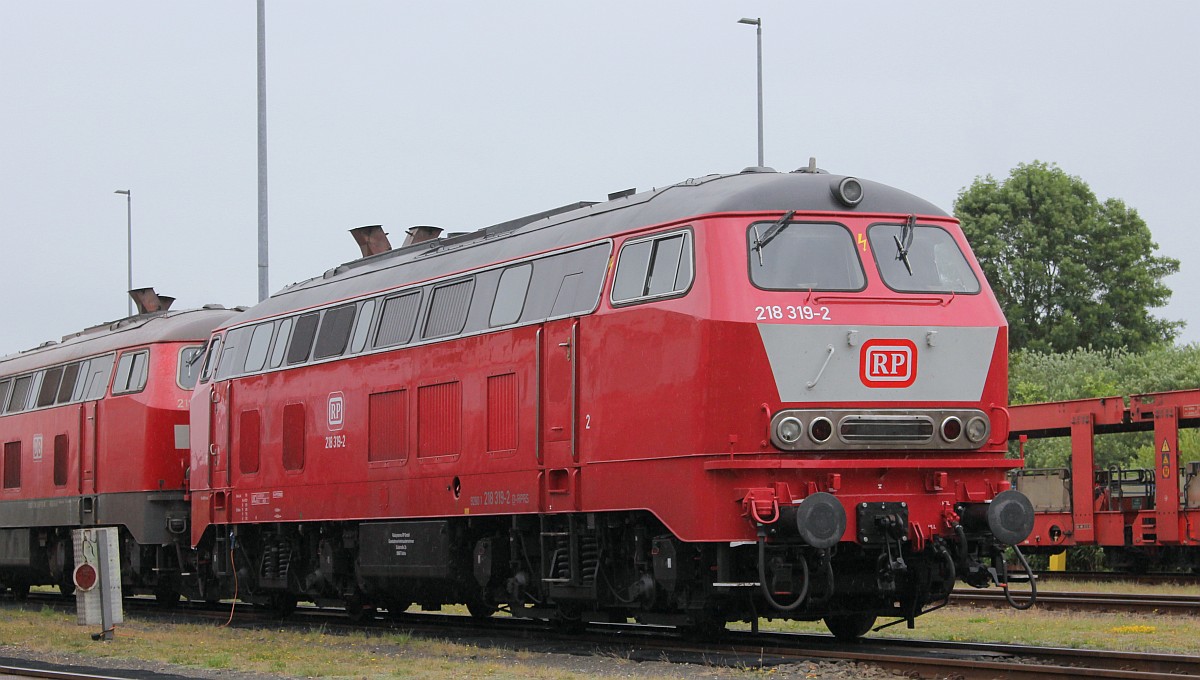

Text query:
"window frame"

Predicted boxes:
[[111, 348, 151, 396], [200, 335, 223, 384], [422, 278, 475, 340], [489, 264, 533, 328], [610, 228, 695, 307], [177, 346, 205, 390], [286, 313, 321, 366], [312, 303, 358, 360], [36, 366, 64, 408], [745, 220, 867, 293], [373, 290, 423, 349], [186, 239, 614, 378], [349, 298, 377, 354], [866, 222, 982, 295], [56, 361, 83, 404], [242, 322, 276, 373], [5, 375, 33, 413]]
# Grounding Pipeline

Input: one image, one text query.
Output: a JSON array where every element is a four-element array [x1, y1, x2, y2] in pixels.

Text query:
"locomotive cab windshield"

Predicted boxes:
[[867, 222, 981, 294], [748, 221, 866, 291]]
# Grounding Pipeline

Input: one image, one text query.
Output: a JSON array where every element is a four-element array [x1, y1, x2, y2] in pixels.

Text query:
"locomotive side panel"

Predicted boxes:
[[201, 323, 547, 529]]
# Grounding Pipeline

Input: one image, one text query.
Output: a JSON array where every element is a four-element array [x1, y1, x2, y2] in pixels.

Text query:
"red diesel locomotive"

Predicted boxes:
[[0, 290, 238, 600], [185, 165, 1034, 637]]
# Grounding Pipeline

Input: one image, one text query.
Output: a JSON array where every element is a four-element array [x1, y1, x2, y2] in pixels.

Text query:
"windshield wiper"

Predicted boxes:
[[894, 214, 915, 276], [752, 210, 797, 265]]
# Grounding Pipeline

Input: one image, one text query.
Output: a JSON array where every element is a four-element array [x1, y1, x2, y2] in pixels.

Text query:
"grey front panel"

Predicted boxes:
[[0, 496, 82, 528], [756, 325, 998, 403], [0, 491, 187, 546], [95, 491, 188, 545]]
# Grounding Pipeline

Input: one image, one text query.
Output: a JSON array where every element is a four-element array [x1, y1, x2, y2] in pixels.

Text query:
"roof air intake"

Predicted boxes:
[[350, 225, 393, 257]]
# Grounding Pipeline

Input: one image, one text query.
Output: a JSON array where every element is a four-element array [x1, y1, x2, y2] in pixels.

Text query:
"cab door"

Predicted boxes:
[[78, 400, 97, 525], [188, 334, 231, 542], [539, 318, 579, 512], [208, 381, 232, 492]]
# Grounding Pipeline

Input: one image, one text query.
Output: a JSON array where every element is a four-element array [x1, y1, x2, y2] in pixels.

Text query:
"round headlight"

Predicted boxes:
[[966, 416, 989, 443], [809, 417, 833, 444], [776, 416, 803, 445], [941, 416, 963, 442], [833, 177, 864, 207]]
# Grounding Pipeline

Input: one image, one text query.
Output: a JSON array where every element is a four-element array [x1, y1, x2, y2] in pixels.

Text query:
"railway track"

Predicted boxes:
[[950, 588, 1200, 615], [6, 594, 1199, 679], [1035, 571, 1200, 587], [0, 665, 131, 680], [4, 606, 1199, 680]]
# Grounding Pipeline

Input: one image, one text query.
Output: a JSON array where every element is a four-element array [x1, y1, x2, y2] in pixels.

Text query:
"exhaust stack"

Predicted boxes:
[[349, 225, 393, 257], [128, 288, 175, 315], [402, 225, 443, 247]]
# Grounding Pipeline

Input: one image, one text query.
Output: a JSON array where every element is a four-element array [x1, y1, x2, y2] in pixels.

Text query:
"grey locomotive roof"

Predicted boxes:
[[0, 307, 240, 377], [242, 169, 949, 323]]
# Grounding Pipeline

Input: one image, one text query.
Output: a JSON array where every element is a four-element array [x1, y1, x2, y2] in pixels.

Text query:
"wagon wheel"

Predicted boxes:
[[823, 612, 877, 641], [384, 600, 412, 622], [553, 603, 585, 633], [8, 582, 30, 601], [264, 592, 298, 617], [680, 611, 726, 641], [154, 585, 182, 608], [466, 600, 497, 619], [344, 593, 377, 623]]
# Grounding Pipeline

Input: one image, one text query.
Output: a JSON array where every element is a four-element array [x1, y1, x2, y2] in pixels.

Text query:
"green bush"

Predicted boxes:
[[1009, 344, 1200, 469]]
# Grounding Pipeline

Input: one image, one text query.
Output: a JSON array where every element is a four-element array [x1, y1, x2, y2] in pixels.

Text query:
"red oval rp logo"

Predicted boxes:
[[860, 339, 918, 388]]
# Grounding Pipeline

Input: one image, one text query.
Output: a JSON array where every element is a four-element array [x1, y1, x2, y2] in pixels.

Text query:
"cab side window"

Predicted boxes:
[[611, 230, 694, 305], [112, 349, 150, 395]]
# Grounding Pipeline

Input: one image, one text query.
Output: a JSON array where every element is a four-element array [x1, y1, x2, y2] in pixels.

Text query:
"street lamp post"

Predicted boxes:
[[737, 17, 764, 167], [114, 189, 132, 316], [257, 0, 269, 302]]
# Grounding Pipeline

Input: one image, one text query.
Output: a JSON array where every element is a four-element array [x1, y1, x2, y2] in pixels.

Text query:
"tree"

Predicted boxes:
[[954, 161, 1181, 353]]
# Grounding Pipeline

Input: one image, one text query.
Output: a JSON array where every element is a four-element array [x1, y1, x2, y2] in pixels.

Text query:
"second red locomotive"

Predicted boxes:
[[178, 165, 1034, 638], [0, 290, 238, 601]]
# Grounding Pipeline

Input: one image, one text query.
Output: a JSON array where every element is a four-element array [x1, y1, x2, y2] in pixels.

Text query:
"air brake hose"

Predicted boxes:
[[1002, 544, 1037, 610], [756, 533, 809, 612], [933, 539, 956, 601]]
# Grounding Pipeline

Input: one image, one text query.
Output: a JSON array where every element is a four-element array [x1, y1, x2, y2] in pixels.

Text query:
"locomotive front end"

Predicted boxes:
[[716, 174, 1035, 636]]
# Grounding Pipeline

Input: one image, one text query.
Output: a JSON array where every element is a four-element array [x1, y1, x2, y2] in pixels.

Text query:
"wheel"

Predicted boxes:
[[344, 593, 377, 622], [680, 612, 726, 641], [9, 583, 30, 601], [58, 581, 76, 597], [155, 587, 182, 608], [823, 612, 877, 641], [554, 603, 585, 633], [384, 600, 412, 622], [263, 592, 297, 617], [467, 601, 497, 619]]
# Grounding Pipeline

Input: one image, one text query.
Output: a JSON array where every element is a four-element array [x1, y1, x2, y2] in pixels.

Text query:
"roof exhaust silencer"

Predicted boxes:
[[128, 287, 175, 315], [402, 225, 444, 247], [349, 225, 393, 257]]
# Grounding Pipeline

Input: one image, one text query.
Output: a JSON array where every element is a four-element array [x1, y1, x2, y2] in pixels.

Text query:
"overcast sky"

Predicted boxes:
[[2, 1, 1198, 354]]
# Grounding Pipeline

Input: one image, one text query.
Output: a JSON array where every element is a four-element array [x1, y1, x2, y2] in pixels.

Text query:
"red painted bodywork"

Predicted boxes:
[[0, 345, 190, 503], [190, 210, 1015, 549], [1011, 389, 1200, 551]]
